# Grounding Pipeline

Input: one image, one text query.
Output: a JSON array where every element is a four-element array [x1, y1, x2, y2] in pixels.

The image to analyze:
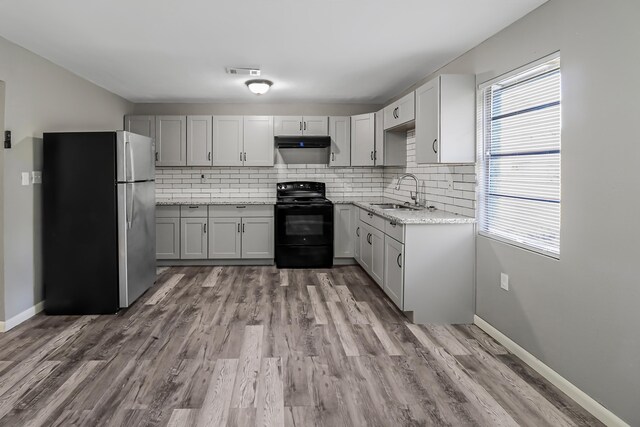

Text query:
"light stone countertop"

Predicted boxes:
[[353, 199, 476, 224], [156, 198, 276, 206]]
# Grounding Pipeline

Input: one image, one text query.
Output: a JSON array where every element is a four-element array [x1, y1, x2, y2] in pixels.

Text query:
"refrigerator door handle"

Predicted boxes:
[[127, 139, 136, 182], [127, 183, 134, 229]]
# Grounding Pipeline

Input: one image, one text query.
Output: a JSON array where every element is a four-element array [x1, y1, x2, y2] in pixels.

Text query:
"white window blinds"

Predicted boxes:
[[478, 55, 561, 257]]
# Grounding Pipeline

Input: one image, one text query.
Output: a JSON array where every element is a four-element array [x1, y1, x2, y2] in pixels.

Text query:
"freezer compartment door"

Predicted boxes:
[[118, 181, 156, 307], [117, 131, 155, 182]]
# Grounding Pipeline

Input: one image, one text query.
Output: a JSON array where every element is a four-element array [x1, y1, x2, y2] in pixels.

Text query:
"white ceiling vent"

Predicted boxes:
[[226, 67, 261, 76]]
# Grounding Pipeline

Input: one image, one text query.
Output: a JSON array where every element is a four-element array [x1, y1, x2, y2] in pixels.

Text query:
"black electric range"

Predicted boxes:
[[275, 182, 334, 268]]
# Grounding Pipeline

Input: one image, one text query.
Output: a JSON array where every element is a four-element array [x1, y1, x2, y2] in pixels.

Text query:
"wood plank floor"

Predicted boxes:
[[0, 266, 602, 426]]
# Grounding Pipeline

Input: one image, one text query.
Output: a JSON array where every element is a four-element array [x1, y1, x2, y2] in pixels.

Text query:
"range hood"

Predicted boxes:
[[275, 135, 331, 148]]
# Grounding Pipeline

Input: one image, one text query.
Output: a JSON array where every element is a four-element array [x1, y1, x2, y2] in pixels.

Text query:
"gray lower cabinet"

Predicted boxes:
[[180, 217, 208, 259], [156, 217, 180, 259], [334, 204, 355, 258], [156, 206, 180, 259], [353, 208, 361, 263], [208, 217, 242, 259], [241, 217, 274, 259], [358, 221, 384, 286], [383, 235, 404, 309], [354, 205, 475, 324]]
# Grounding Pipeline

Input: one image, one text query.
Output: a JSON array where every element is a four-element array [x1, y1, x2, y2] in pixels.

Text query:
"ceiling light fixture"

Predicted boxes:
[[245, 79, 273, 95]]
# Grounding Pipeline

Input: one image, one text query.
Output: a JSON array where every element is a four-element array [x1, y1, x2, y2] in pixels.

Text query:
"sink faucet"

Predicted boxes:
[[395, 173, 421, 206]]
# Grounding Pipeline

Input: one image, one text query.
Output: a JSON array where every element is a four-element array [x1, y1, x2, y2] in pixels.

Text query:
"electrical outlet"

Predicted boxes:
[[446, 175, 454, 190], [21, 172, 30, 186], [500, 273, 509, 291]]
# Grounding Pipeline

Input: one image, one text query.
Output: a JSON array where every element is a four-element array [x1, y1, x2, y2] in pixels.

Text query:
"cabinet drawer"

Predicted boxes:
[[360, 209, 385, 231], [385, 219, 404, 243], [209, 204, 274, 218], [180, 205, 208, 217], [156, 205, 180, 218]]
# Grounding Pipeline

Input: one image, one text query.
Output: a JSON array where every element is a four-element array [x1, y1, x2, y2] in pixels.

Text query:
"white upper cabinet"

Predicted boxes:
[[274, 116, 328, 136], [213, 116, 244, 166], [301, 116, 328, 135], [383, 92, 415, 130], [156, 115, 187, 166], [374, 109, 385, 166], [274, 116, 303, 136], [243, 116, 274, 167], [328, 116, 350, 167], [415, 74, 475, 164], [125, 115, 156, 139], [351, 113, 375, 166], [186, 115, 212, 166]]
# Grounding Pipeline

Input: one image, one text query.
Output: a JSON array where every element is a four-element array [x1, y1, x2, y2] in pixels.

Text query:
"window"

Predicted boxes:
[[478, 54, 561, 257]]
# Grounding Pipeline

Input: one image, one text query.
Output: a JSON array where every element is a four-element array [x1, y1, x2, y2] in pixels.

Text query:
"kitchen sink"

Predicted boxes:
[[370, 203, 420, 210]]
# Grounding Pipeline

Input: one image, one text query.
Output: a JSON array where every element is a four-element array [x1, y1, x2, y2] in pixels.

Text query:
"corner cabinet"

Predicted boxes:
[[415, 75, 475, 164], [329, 116, 351, 167]]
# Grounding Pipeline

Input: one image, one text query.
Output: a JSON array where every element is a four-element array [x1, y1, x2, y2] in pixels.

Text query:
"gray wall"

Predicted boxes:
[[0, 36, 133, 322], [397, 0, 638, 424], [132, 103, 381, 117]]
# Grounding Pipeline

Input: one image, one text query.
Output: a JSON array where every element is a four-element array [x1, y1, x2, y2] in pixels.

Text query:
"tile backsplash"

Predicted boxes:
[[383, 130, 476, 217], [156, 130, 477, 217]]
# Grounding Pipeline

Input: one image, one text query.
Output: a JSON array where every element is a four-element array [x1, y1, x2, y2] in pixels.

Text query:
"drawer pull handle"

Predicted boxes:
[[397, 253, 402, 268], [236, 206, 246, 209], [188, 206, 199, 209]]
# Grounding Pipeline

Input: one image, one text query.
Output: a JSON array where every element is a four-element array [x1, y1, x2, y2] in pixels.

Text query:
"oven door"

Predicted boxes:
[[275, 204, 333, 246]]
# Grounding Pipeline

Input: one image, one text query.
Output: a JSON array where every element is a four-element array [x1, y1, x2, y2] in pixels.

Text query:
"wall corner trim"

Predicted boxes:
[[474, 315, 629, 427], [0, 301, 45, 333]]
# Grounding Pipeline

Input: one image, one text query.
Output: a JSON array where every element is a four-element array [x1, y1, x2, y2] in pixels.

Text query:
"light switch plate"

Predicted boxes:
[[31, 171, 42, 184], [500, 273, 509, 291], [21, 172, 30, 186]]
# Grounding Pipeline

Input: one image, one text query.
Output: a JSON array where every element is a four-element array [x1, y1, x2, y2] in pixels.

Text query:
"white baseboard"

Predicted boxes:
[[0, 301, 45, 333], [474, 315, 628, 427]]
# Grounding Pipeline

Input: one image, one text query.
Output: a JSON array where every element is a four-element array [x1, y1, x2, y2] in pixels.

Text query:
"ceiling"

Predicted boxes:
[[0, 0, 547, 104]]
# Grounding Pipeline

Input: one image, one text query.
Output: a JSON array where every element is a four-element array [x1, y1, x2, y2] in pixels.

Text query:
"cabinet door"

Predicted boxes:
[[156, 116, 187, 166], [243, 116, 274, 167], [156, 217, 180, 259], [384, 92, 415, 130], [329, 116, 350, 167], [354, 214, 362, 263], [208, 217, 242, 259], [439, 75, 476, 163], [359, 222, 373, 274], [334, 204, 354, 257], [374, 109, 385, 165], [125, 115, 156, 139], [274, 116, 303, 136], [241, 217, 274, 259], [187, 115, 212, 166], [180, 217, 208, 259], [415, 77, 440, 164], [213, 116, 244, 166], [351, 113, 375, 166], [303, 116, 328, 135], [370, 227, 385, 287], [383, 235, 404, 309]]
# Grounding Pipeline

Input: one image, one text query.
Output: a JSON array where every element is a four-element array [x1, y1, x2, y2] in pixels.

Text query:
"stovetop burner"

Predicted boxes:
[[276, 182, 332, 205]]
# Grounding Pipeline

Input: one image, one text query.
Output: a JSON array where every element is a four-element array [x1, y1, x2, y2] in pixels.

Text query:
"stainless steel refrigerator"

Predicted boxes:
[[43, 131, 156, 314]]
